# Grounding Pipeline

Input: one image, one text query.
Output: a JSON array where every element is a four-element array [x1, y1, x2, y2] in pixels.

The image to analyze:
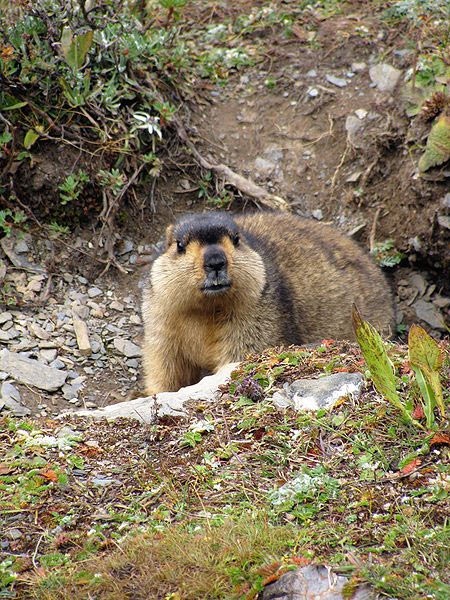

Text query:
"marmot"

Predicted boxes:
[[141, 211, 395, 394]]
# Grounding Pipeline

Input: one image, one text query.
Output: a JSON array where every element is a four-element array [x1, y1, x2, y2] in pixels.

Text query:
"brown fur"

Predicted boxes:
[[141, 212, 395, 394]]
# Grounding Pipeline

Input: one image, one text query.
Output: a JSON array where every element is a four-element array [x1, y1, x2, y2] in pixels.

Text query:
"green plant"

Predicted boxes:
[[370, 239, 405, 267], [58, 171, 89, 205], [0, 208, 27, 236]]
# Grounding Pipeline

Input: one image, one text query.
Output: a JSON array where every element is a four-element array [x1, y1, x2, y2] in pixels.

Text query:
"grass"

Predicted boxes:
[[1, 340, 448, 599]]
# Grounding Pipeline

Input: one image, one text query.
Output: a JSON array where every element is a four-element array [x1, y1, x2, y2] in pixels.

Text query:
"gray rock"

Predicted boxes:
[[369, 63, 402, 93], [351, 62, 367, 72], [50, 358, 66, 370], [87, 287, 102, 298], [0, 312, 12, 325], [325, 74, 347, 88], [441, 193, 450, 210], [409, 273, 427, 296], [0, 382, 30, 416], [414, 299, 446, 330], [271, 372, 364, 412], [437, 215, 450, 230], [306, 69, 317, 77], [117, 239, 134, 255], [14, 239, 30, 254], [254, 157, 275, 176], [355, 109, 368, 119], [62, 383, 82, 400], [261, 565, 376, 600], [40, 349, 58, 363], [345, 115, 363, 137], [113, 338, 141, 358], [0, 349, 67, 391], [311, 209, 323, 221], [307, 87, 319, 97]]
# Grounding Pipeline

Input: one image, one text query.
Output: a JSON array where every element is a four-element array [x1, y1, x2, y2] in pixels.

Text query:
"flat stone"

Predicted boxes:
[[437, 215, 450, 230], [369, 63, 401, 93], [351, 62, 367, 72], [308, 87, 319, 97], [261, 565, 376, 600], [39, 349, 58, 363], [271, 372, 364, 412], [325, 74, 347, 87], [14, 239, 30, 253], [345, 115, 363, 137], [414, 299, 446, 330], [0, 381, 30, 416], [110, 301, 124, 312], [87, 287, 102, 298], [0, 312, 12, 325], [117, 239, 134, 255], [306, 69, 317, 77], [0, 349, 67, 392], [50, 358, 65, 370], [30, 323, 50, 340], [254, 157, 275, 175], [311, 209, 323, 221], [113, 338, 141, 358], [355, 109, 368, 119]]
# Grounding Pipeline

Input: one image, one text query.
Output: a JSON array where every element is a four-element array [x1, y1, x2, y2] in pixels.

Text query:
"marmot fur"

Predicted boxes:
[[141, 211, 395, 394]]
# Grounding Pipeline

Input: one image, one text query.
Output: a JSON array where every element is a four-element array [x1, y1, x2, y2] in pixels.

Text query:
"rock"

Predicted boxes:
[[110, 301, 124, 312], [14, 239, 29, 253], [117, 239, 134, 255], [62, 383, 82, 400], [71, 362, 239, 423], [369, 63, 401, 93], [351, 62, 367, 72], [261, 565, 376, 600], [306, 69, 317, 77], [30, 323, 50, 340], [441, 193, 450, 210], [0, 312, 12, 325], [271, 372, 364, 412], [49, 358, 65, 370], [129, 315, 141, 325], [0, 381, 30, 416], [0, 349, 67, 392], [40, 349, 58, 363], [437, 215, 450, 229], [254, 157, 275, 176], [72, 310, 92, 356], [355, 109, 368, 119], [87, 287, 102, 298], [311, 209, 323, 220], [409, 273, 427, 296], [307, 87, 319, 97], [414, 299, 447, 330], [325, 74, 347, 87], [113, 338, 141, 358]]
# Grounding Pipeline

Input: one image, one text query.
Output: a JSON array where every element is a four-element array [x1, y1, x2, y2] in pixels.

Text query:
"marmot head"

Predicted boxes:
[[150, 212, 266, 311]]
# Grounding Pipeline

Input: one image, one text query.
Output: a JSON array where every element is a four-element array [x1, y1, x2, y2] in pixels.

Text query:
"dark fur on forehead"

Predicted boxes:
[[174, 212, 239, 245]]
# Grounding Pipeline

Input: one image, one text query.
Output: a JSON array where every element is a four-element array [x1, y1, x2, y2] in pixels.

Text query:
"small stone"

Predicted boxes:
[[355, 109, 368, 119], [6, 528, 23, 540], [129, 315, 141, 325], [351, 62, 367, 72], [113, 338, 141, 358], [90, 340, 102, 354], [409, 273, 427, 296], [254, 157, 275, 176], [345, 115, 363, 137], [325, 74, 347, 87], [369, 63, 402, 93], [87, 287, 102, 298], [0, 330, 11, 342], [1, 382, 30, 416], [68, 398, 80, 405], [72, 310, 92, 356], [117, 239, 134, 255], [0, 312, 12, 325], [306, 69, 317, 77], [110, 301, 124, 312], [437, 215, 450, 230], [414, 300, 446, 330], [14, 239, 29, 253], [40, 349, 58, 363], [50, 358, 65, 370], [30, 323, 50, 340], [62, 383, 81, 400], [441, 193, 450, 210], [312, 209, 323, 220], [84, 401, 98, 409], [126, 359, 139, 369], [308, 87, 319, 97]]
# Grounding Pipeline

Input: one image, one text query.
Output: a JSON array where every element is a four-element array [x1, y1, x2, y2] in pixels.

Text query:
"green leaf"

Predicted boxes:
[[23, 128, 40, 149], [408, 324, 445, 417], [352, 305, 422, 428], [61, 28, 93, 71], [2, 101, 28, 111], [418, 113, 450, 172]]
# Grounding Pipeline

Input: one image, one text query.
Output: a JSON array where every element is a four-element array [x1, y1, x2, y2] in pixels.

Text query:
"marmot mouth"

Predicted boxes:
[[201, 282, 231, 296]]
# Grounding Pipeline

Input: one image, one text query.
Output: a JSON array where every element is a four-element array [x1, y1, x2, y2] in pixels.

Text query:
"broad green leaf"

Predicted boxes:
[[412, 366, 435, 429], [352, 305, 421, 427], [23, 129, 39, 149], [61, 28, 93, 71], [418, 113, 450, 172], [409, 325, 445, 417]]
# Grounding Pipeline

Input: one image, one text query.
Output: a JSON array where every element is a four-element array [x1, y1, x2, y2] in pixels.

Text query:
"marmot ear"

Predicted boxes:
[[165, 224, 174, 248]]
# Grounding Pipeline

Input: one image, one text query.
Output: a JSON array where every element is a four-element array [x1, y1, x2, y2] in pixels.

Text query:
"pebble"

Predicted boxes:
[[0, 312, 12, 324], [325, 74, 347, 87], [355, 109, 368, 119], [369, 63, 402, 93], [40, 349, 58, 363], [351, 62, 367, 72], [1, 381, 30, 416], [113, 338, 141, 358], [308, 87, 319, 97], [88, 287, 102, 298], [306, 69, 317, 77], [0, 349, 67, 392], [110, 301, 124, 312], [414, 299, 446, 330], [312, 209, 323, 220]]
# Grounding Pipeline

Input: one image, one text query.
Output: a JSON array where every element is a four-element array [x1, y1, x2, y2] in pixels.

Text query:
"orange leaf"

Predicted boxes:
[[400, 458, 422, 475], [429, 433, 450, 446], [40, 469, 58, 482], [321, 339, 335, 348]]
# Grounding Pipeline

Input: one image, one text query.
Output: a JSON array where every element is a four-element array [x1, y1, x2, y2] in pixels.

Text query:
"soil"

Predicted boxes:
[[1, 1, 449, 417]]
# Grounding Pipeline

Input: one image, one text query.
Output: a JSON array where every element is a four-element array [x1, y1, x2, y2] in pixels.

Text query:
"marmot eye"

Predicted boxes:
[[232, 234, 240, 247], [176, 240, 185, 253]]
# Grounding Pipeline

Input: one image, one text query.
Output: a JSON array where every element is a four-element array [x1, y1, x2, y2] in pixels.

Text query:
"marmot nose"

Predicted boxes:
[[203, 246, 227, 274]]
